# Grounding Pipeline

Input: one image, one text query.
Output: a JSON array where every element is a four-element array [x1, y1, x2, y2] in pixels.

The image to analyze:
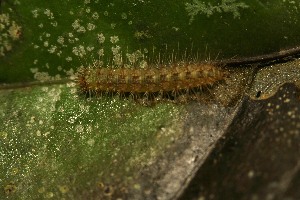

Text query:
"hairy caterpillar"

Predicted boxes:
[[76, 61, 228, 104]]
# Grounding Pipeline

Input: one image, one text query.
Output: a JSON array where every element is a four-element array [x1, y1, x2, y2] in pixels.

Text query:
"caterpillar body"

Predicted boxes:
[[76, 62, 228, 104]]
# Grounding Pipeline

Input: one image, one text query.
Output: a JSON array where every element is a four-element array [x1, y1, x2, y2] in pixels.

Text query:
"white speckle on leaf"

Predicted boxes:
[[36, 130, 41, 136], [51, 21, 58, 27], [57, 36, 64, 44], [111, 23, 116, 29], [110, 35, 119, 43], [97, 33, 105, 43], [87, 23, 96, 31], [185, 0, 249, 24], [111, 45, 121, 55], [92, 12, 99, 20], [66, 56, 72, 62], [86, 46, 94, 52], [32, 9, 39, 18], [48, 45, 57, 54], [44, 9, 54, 19], [72, 45, 86, 57], [98, 49, 104, 57], [43, 41, 49, 47], [87, 139, 95, 146]]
